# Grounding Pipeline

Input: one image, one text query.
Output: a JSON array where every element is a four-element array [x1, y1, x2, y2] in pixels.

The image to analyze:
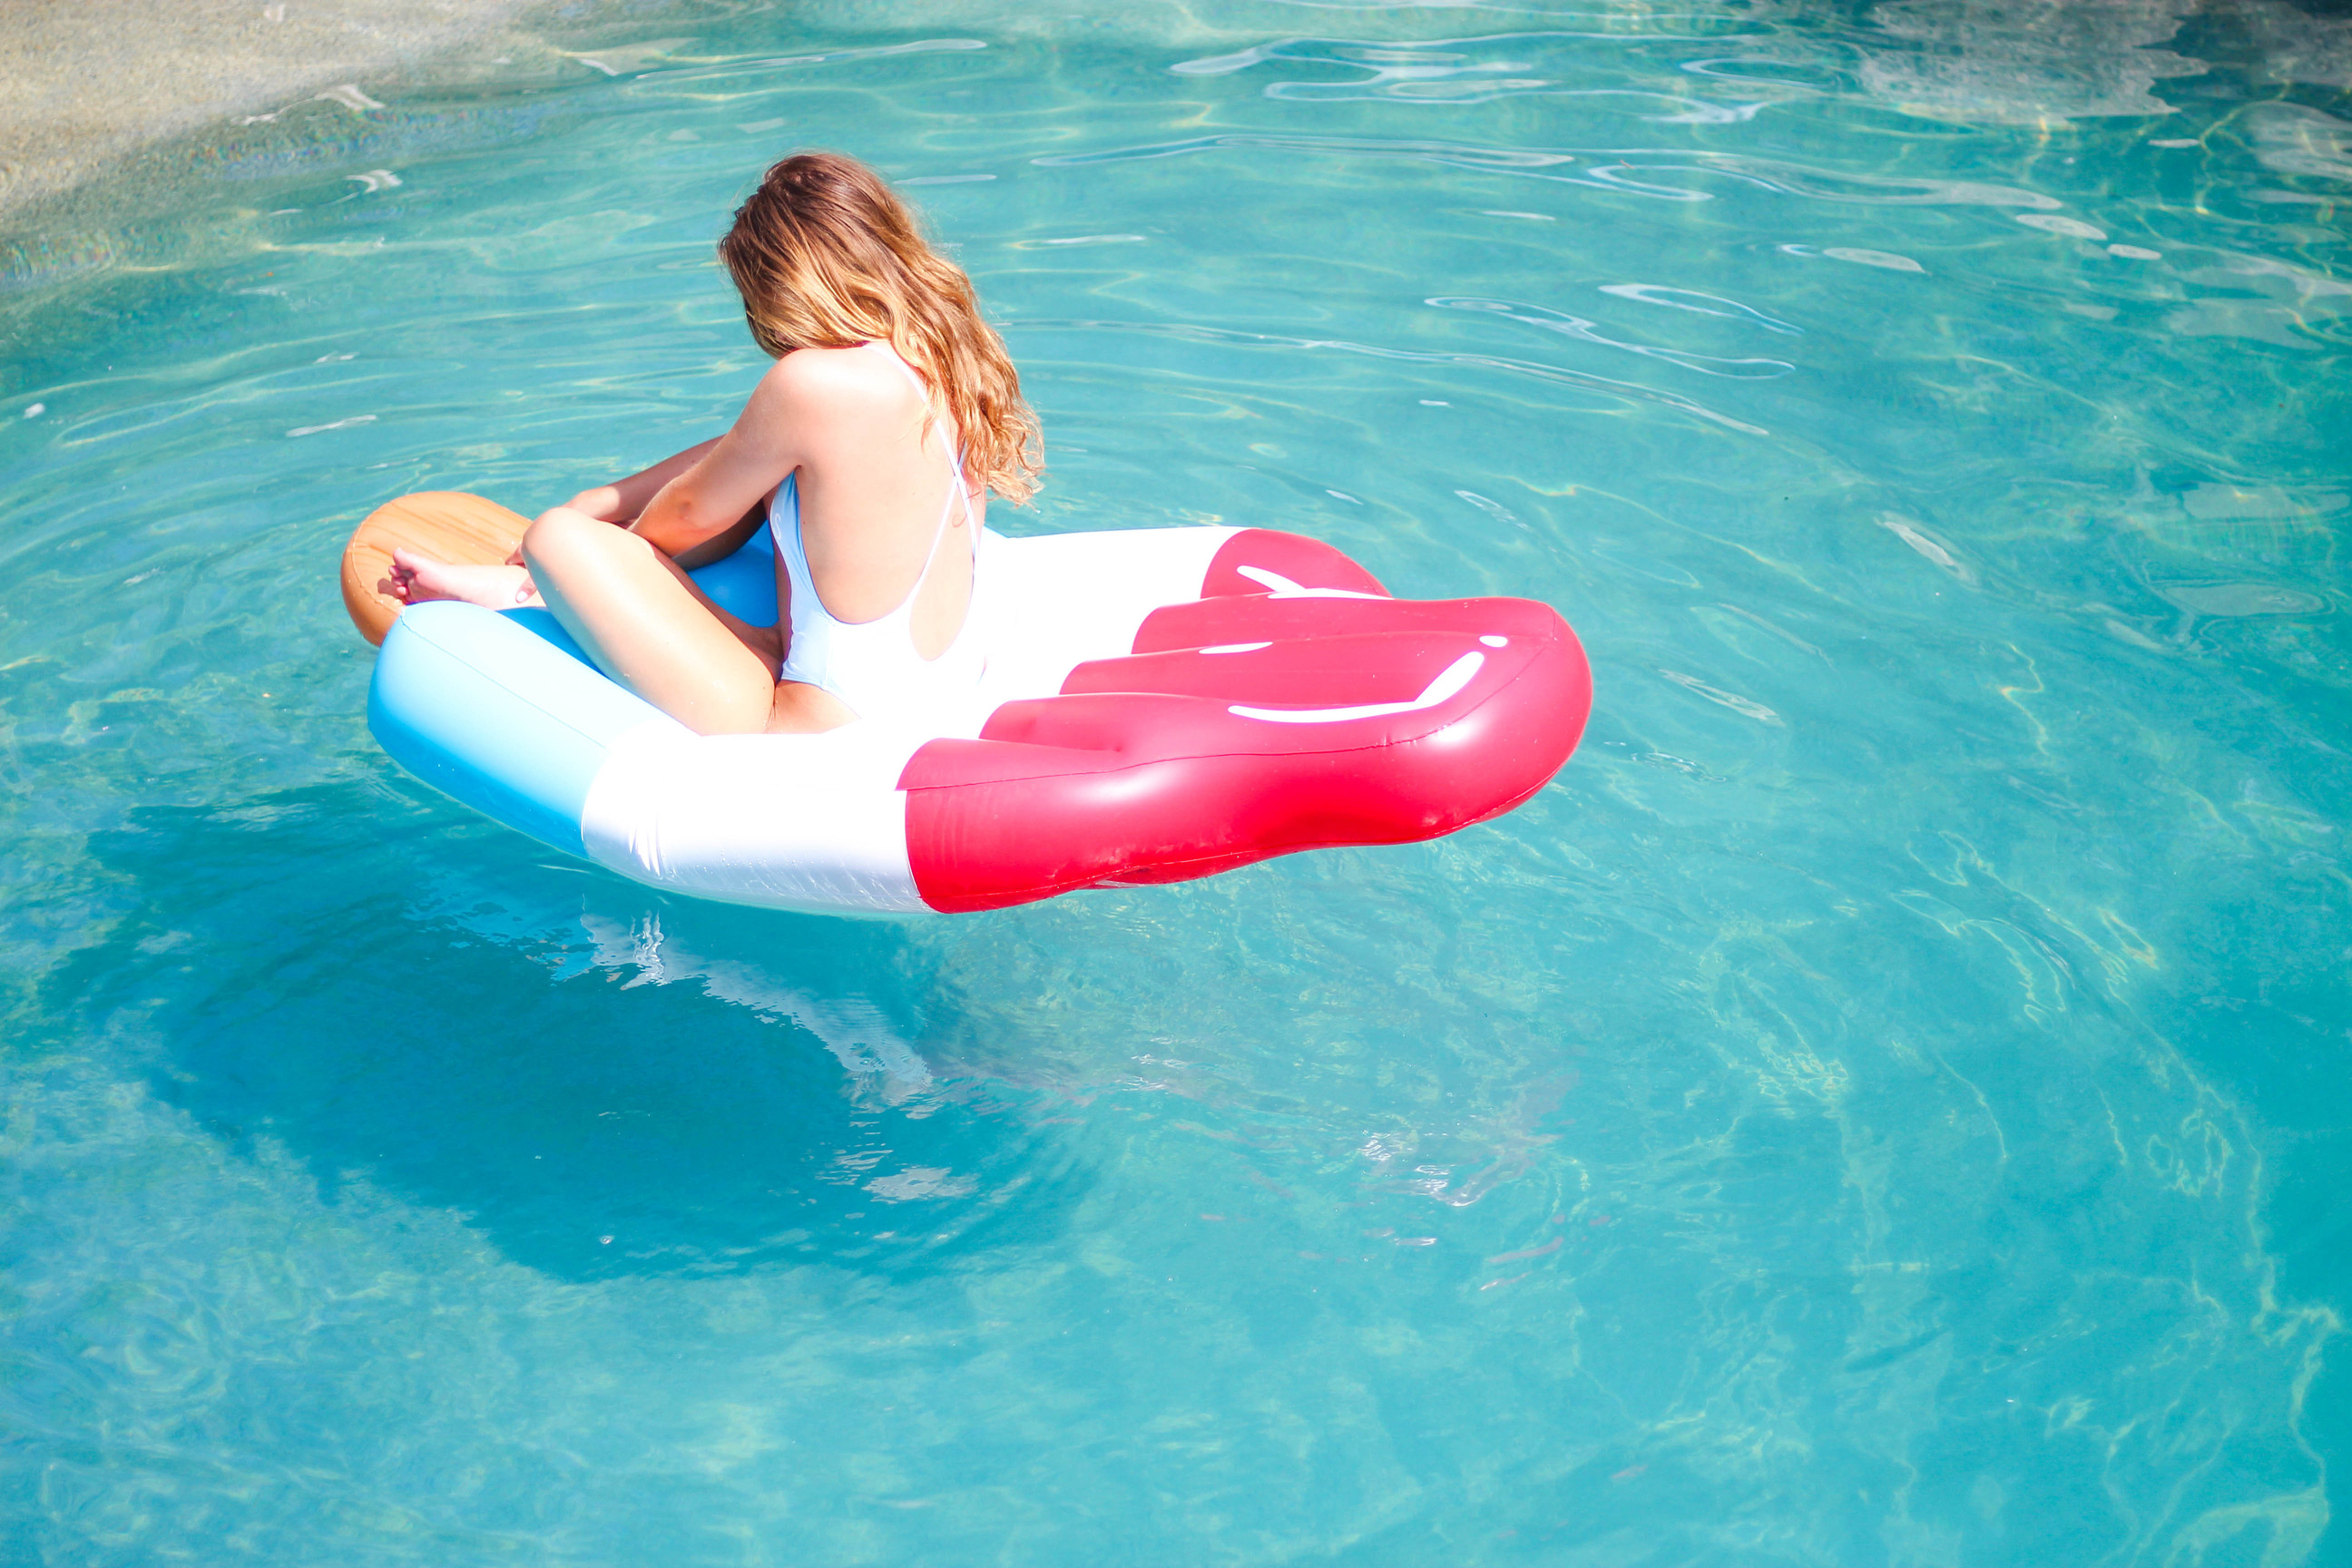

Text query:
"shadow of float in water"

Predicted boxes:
[[68, 779, 1088, 1283]]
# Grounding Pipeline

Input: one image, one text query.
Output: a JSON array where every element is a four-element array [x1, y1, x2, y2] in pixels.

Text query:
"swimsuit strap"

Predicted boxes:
[[858, 340, 976, 616], [911, 455, 975, 577], [861, 337, 930, 399]]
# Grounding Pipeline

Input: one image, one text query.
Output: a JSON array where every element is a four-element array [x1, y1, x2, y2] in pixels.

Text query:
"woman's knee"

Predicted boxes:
[[522, 507, 641, 576]]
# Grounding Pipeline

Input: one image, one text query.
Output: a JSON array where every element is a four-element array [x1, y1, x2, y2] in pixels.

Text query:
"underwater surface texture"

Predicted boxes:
[[4, 1, 2351, 1563]]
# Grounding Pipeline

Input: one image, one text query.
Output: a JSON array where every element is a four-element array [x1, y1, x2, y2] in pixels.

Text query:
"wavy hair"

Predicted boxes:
[[718, 151, 1043, 504]]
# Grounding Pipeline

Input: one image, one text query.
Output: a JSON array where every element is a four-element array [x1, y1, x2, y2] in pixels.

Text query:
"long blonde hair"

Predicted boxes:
[[718, 151, 1043, 504]]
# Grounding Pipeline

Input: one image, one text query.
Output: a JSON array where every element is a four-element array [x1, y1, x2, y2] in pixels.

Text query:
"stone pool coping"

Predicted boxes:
[[0, 0, 569, 225]]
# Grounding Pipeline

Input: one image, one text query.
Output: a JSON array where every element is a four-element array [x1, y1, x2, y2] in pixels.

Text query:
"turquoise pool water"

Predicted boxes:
[[5, 2, 2350, 1561]]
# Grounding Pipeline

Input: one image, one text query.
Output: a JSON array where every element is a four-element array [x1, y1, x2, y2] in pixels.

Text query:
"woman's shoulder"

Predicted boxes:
[[755, 342, 921, 418], [733, 343, 927, 470]]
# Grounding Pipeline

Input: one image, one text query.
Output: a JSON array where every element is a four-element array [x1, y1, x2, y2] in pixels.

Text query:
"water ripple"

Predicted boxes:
[[1174, 33, 1780, 119], [620, 37, 989, 90], [1598, 281, 1800, 334], [1034, 131, 2065, 210], [1017, 315, 1771, 434], [1427, 294, 1797, 377]]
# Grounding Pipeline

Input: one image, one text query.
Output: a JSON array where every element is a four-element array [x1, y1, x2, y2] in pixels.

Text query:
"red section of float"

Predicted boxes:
[[898, 528, 1592, 913], [1197, 526, 1388, 600]]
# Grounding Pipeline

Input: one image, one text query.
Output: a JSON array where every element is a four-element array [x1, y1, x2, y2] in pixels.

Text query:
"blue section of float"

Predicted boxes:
[[369, 603, 672, 856], [366, 529, 771, 853], [692, 523, 778, 624]]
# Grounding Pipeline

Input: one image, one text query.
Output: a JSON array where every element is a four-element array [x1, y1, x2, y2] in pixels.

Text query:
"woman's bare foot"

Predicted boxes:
[[378, 548, 543, 610]]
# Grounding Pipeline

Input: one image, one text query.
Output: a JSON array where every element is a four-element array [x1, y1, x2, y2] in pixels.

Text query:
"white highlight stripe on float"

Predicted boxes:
[[1228, 652, 1484, 725], [1235, 564, 1384, 600]]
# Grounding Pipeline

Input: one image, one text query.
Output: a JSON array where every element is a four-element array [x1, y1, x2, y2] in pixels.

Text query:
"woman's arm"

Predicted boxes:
[[628, 353, 860, 559], [564, 439, 722, 524], [593, 348, 897, 563], [503, 440, 731, 568], [664, 498, 770, 570]]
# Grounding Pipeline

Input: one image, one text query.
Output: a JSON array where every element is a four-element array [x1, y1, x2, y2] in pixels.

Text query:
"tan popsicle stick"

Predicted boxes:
[[339, 490, 533, 646]]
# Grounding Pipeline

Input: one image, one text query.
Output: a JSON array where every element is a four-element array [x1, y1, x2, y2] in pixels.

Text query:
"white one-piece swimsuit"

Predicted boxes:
[[770, 342, 985, 720]]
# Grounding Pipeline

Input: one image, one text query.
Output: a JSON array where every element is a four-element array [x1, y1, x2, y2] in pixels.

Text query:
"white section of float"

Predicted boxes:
[[580, 720, 934, 915], [572, 524, 1240, 916], [975, 524, 1240, 698]]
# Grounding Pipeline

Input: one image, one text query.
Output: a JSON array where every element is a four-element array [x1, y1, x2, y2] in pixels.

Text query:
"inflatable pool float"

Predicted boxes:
[[340, 493, 1592, 915]]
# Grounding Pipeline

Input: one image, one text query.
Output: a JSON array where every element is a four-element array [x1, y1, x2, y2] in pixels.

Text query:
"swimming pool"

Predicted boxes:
[[3, 1, 2347, 1561]]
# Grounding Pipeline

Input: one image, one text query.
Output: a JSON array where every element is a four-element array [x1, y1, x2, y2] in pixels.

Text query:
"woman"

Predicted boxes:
[[379, 151, 1042, 735]]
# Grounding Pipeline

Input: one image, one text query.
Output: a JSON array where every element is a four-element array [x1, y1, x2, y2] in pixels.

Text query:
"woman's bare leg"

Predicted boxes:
[[521, 507, 780, 736]]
